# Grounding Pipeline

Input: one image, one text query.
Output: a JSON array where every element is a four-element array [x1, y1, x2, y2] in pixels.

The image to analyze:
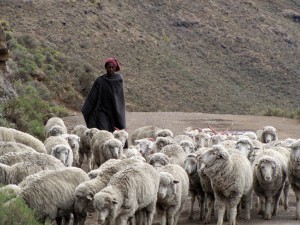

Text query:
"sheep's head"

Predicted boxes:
[[195, 132, 211, 148], [256, 156, 278, 183], [104, 139, 123, 159], [262, 126, 278, 143], [51, 144, 71, 166], [235, 137, 254, 159], [184, 153, 197, 175], [156, 129, 174, 138], [74, 183, 96, 214], [113, 129, 129, 148], [148, 153, 170, 169], [93, 192, 118, 225], [155, 137, 174, 151], [180, 140, 195, 154], [158, 172, 179, 200], [135, 138, 154, 156], [48, 125, 64, 137], [288, 139, 300, 167]]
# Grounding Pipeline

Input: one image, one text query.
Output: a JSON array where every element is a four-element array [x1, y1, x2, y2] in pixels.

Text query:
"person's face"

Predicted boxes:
[[105, 62, 116, 75]]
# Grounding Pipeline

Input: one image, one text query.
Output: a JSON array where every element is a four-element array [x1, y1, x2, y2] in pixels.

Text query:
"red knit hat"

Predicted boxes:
[[104, 58, 120, 71]]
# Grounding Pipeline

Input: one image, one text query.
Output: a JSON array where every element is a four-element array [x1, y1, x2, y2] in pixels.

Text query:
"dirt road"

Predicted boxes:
[[63, 111, 300, 225]]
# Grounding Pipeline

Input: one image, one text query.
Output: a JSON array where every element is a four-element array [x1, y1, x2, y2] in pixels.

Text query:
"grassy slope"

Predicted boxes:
[[1, 0, 299, 114]]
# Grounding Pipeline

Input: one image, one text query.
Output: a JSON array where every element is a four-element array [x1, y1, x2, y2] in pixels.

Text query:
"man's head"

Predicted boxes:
[[104, 58, 120, 74]]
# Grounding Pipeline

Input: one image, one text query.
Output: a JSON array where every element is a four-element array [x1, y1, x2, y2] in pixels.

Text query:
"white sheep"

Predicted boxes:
[[113, 128, 129, 148], [148, 152, 171, 168], [156, 163, 189, 225], [156, 128, 174, 138], [92, 130, 123, 168], [16, 167, 89, 224], [161, 144, 186, 167], [174, 134, 194, 144], [198, 145, 253, 225], [123, 145, 142, 158], [241, 131, 258, 140], [0, 127, 46, 153], [252, 148, 288, 219], [194, 132, 211, 149], [134, 138, 155, 160], [44, 117, 67, 138], [288, 139, 300, 220], [44, 135, 69, 154], [179, 140, 195, 154], [51, 144, 73, 167], [0, 141, 36, 155], [184, 153, 205, 220], [74, 157, 144, 222], [0, 151, 66, 166], [93, 163, 159, 225], [154, 136, 177, 152], [183, 127, 200, 142], [259, 126, 278, 143], [0, 159, 65, 185], [61, 133, 80, 166], [130, 125, 162, 145]]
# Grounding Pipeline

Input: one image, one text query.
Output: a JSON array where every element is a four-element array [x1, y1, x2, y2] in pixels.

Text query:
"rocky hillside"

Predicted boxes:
[[0, 0, 300, 115]]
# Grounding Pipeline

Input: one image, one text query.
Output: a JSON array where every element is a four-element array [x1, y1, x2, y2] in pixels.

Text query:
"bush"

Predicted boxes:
[[0, 190, 42, 225]]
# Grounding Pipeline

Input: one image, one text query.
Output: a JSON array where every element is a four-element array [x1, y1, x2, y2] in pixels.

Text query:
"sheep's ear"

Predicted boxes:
[[173, 180, 180, 184], [112, 198, 118, 204], [218, 151, 228, 159], [87, 192, 94, 200]]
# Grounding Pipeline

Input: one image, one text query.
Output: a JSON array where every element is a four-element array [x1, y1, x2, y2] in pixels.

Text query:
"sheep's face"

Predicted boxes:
[[184, 156, 197, 175], [52, 145, 70, 165], [289, 141, 300, 168], [156, 129, 173, 138], [74, 187, 94, 214], [48, 126, 64, 137], [155, 139, 168, 151], [135, 139, 154, 156], [94, 193, 117, 224], [105, 139, 123, 159], [264, 133, 276, 143], [113, 130, 128, 147], [195, 133, 211, 148], [158, 172, 179, 200], [258, 158, 276, 183], [236, 141, 252, 158], [198, 146, 228, 172], [211, 134, 227, 145], [180, 141, 195, 154], [148, 153, 169, 168], [88, 171, 99, 180]]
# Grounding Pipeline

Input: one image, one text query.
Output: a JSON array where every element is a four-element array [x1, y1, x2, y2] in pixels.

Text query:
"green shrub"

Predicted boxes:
[[0, 191, 42, 225]]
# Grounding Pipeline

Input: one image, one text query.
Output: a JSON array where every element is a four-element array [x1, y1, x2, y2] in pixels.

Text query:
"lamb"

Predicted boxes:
[[44, 117, 67, 138], [134, 138, 155, 160], [0, 159, 65, 185], [61, 133, 80, 166], [74, 157, 144, 222], [113, 128, 129, 148], [288, 139, 300, 220], [0, 141, 36, 155], [156, 163, 189, 225], [0, 127, 46, 153], [252, 148, 288, 219], [184, 153, 205, 220], [92, 130, 123, 168], [44, 135, 69, 154], [156, 128, 174, 138], [130, 125, 162, 145], [148, 144, 186, 168], [16, 167, 89, 224], [154, 136, 177, 152], [198, 145, 253, 225], [259, 126, 278, 143], [0, 151, 66, 166], [93, 162, 159, 225], [51, 144, 73, 167]]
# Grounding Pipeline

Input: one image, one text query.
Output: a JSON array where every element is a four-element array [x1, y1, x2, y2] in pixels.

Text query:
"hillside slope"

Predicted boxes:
[[1, 0, 299, 114]]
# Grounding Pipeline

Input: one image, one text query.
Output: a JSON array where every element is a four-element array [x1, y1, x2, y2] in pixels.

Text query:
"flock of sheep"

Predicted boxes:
[[0, 117, 300, 225]]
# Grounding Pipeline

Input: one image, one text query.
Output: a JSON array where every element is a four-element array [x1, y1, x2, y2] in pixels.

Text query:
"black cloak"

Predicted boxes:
[[81, 73, 126, 132]]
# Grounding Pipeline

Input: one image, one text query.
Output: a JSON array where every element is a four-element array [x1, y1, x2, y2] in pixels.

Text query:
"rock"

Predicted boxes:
[[0, 25, 9, 62]]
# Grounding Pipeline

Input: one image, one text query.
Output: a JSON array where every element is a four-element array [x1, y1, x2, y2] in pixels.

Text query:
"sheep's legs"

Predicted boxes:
[[188, 193, 195, 220], [283, 181, 290, 210], [160, 210, 167, 225], [264, 196, 272, 220], [296, 191, 300, 220], [216, 202, 226, 225], [145, 201, 156, 225], [204, 194, 214, 224], [228, 207, 237, 225], [198, 193, 205, 220], [273, 187, 284, 216]]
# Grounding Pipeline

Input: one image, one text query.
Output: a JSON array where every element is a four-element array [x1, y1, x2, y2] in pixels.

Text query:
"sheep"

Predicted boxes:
[[198, 145, 253, 225], [174, 134, 194, 145], [156, 128, 174, 138], [259, 126, 278, 143], [44, 135, 69, 154], [252, 148, 288, 219], [134, 138, 155, 160], [179, 140, 195, 154], [0, 184, 22, 199], [184, 153, 205, 220], [183, 127, 200, 142], [0, 159, 65, 185], [61, 133, 80, 166], [241, 131, 258, 140], [44, 117, 67, 138], [123, 145, 142, 158], [148, 152, 171, 168], [130, 125, 162, 145], [156, 163, 189, 225], [93, 162, 159, 225], [113, 128, 129, 148], [74, 157, 144, 222], [92, 130, 123, 168], [16, 167, 89, 224], [0, 127, 46, 153], [287, 139, 300, 220], [0, 141, 36, 155], [194, 132, 211, 149], [154, 136, 177, 152], [220, 139, 237, 150], [51, 144, 73, 167], [195, 148, 215, 224], [0, 151, 66, 166], [210, 133, 227, 145]]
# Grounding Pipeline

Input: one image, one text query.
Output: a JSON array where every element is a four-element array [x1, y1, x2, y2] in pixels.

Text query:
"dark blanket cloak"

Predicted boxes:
[[81, 73, 126, 132]]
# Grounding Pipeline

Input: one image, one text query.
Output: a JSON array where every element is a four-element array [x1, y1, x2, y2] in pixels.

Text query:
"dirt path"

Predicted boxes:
[[63, 112, 300, 225]]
